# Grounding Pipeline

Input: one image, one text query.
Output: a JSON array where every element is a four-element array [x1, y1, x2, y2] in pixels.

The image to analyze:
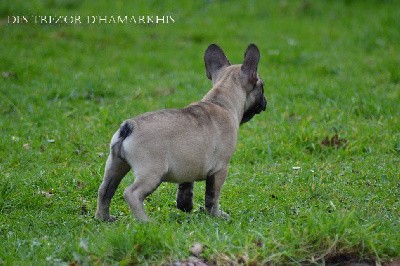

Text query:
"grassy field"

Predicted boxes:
[[1, 0, 399, 264]]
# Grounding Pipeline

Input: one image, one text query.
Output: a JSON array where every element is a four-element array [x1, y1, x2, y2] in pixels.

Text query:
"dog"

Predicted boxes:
[[95, 44, 267, 222]]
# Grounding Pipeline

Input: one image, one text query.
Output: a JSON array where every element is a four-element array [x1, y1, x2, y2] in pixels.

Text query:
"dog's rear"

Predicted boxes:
[[95, 122, 133, 222]]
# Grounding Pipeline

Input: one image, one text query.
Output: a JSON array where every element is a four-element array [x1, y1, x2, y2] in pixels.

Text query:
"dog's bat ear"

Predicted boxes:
[[204, 44, 231, 80], [241, 44, 260, 85]]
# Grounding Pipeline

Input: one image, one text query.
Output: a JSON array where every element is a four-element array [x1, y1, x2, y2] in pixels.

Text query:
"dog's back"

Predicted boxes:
[[118, 101, 236, 182]]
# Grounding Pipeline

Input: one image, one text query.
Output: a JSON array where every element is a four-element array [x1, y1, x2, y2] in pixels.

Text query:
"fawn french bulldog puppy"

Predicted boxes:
[[96, 44, 266, 222]]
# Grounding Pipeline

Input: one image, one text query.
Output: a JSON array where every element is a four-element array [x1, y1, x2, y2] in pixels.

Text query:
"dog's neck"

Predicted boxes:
[[201, 83, 246, 128]]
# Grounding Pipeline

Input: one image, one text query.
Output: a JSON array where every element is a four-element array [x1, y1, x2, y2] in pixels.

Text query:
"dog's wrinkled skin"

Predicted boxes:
[[95, 44, 267, 222]]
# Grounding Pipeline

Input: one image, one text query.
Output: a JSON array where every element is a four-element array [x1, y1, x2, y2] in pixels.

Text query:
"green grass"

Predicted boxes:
[[1, 0, 399, 264]]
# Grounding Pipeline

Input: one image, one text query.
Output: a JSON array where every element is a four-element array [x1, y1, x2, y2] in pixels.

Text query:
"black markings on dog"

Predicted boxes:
[[204, 44, 231, 80], [110, 121, 134, 160], [119, 121, 134, 139], [241, 85, 267, 124], [241, 44, 260, 85], [241, 98, 266, 124], [205, 175, 215, 211], [176, 182, 194, 212]]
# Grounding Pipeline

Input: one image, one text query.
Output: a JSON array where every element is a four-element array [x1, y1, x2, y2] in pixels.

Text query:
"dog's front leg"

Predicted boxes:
[[205, 168, 230, 219], [176, 182, 194, 212]]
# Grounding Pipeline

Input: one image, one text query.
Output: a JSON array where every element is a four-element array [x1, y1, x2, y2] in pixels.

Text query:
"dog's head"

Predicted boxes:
[[204, 44, 267, 124]]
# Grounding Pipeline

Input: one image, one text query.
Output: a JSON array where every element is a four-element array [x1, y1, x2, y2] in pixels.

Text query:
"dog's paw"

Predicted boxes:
[[105, 215, 117, 222], [176, 202, 193, 213], [208, 208, 230, 220], [216, 210, 230, 220], [95, 212, 117, 222]]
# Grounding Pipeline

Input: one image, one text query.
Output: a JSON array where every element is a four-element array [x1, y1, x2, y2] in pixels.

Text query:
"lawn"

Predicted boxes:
[[0, 0, 399, 264]]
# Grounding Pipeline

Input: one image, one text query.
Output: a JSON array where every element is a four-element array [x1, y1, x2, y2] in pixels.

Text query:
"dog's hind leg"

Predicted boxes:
[[176, 182, 194, 212], [95, 154, 130, 222], [123, 174, 162, 222]]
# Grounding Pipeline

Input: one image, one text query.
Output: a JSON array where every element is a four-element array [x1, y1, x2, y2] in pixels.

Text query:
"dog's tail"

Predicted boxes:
[[111, 120, 134, 159], [119, 120, 134, 139]]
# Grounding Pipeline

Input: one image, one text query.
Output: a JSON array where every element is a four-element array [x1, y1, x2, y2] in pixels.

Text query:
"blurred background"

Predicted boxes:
[[1, 0, 399, 155]]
